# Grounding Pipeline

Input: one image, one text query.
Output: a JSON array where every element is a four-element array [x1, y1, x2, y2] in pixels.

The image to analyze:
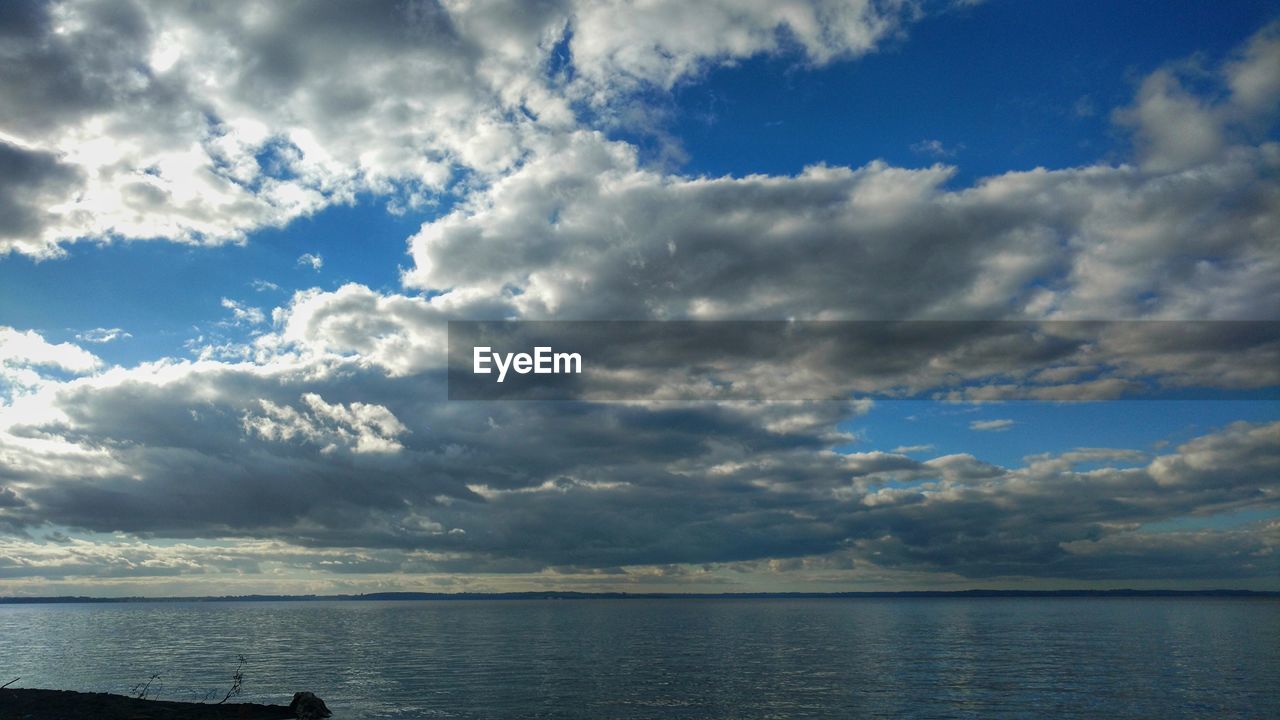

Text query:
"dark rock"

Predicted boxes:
[[0, 687, 296, 718], [289, 691, 332, 719]]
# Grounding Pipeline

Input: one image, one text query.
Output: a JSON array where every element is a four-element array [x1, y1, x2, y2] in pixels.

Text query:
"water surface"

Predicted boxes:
[[1, 598, 1276, 718]]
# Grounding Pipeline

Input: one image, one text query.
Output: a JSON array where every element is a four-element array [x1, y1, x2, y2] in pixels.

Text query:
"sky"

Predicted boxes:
[[0, 0, 1278, 596]]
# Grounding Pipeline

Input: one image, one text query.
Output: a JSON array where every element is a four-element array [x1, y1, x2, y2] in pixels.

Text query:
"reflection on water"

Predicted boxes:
[[1, 598, 1277, 718]]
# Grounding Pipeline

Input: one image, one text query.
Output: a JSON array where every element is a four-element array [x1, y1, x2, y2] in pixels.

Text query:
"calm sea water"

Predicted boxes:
[[1, 598, 1277, 718]]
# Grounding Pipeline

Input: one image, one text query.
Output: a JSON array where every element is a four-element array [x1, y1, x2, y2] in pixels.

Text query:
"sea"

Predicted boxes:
[[1, 598, 1277, 718]]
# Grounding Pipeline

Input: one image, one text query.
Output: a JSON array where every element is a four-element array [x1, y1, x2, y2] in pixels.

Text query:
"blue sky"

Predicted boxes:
[[845, 400, 1280, 468], [0, 197, 426, 367], [0, 0, 1277, 595], [654, 0, 1280, 179]]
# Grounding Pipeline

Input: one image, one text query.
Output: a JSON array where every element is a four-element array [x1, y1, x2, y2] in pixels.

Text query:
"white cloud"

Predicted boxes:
[[567, 0, 910, 94], [1114, 22, 1280, 172], [267, 283, 448, 376], [220, 297, 266, 325], [296, 253, 324, 271], [243, 392, 408, 455], [403, 132, 1278, 322], [75, 327, 132, 344], [910, 139, 961, 158], [0, 0, 541, 258], [969, 418, 1015, 432], [0, 0, 931, 259], [0, 326, 101, 399], [0, 326, 100, 374]]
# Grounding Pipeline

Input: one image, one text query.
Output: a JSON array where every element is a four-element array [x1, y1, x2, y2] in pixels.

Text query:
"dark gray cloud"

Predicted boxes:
[[444, 320, 1280, 401], [0, 141, 85, 255], [0, 0, 156, 133], [1, 346, 1275, 586]]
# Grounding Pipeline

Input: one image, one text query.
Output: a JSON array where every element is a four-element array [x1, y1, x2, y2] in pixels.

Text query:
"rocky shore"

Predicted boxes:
[[0, 688, 329, 719]]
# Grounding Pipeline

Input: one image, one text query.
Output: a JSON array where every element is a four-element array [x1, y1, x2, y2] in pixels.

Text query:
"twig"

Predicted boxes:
[[132, 673, 162, 700], [215, 654, 246, 705], [0, 677, 18, 689]]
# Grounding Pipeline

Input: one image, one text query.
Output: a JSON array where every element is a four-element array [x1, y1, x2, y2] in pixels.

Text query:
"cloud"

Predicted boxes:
[[0, 486, 23, 508], [0, 140, 85, 257], [0, 326, 100, 375], [910, 138, 961, 158], [243, 392, 408, 455], [266, 283, 448, 376], [0, 0, 521, 256], [75, 327, 131, 344], [969, 418, 1014, 432], [0, 319, 1275, 588], [0, 0, 537, 257], [404, 131, 1278, 323], [0, 327, 101, 401], [1114, 22, 1280, 172], [245, 277, 1280, 406], [220, 297, 266, 326], [566, 0, 912, 94], [296, 253, 324, 272], [0, 0, 934, 259], [399, 24, 1280, 325]]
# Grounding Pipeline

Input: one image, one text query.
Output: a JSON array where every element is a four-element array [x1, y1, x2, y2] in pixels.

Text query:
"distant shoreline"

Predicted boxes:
[[2, 589, 1277, 604]]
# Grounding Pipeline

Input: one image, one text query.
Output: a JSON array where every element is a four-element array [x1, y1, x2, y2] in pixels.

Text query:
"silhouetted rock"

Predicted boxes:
[[290, 691, 333, 719], [0, 687, 296, 718]]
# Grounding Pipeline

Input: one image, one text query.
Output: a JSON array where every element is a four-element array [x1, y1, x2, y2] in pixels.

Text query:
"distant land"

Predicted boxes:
[[2, 589, 1277, 604]]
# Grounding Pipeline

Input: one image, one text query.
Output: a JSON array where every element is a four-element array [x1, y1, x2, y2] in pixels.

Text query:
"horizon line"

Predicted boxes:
[[2, 589, 1277, 604]]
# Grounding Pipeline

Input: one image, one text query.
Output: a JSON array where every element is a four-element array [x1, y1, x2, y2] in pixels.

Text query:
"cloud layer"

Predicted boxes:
[[1, 327, 1276, 591], [0, 5, 1278, 593]]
